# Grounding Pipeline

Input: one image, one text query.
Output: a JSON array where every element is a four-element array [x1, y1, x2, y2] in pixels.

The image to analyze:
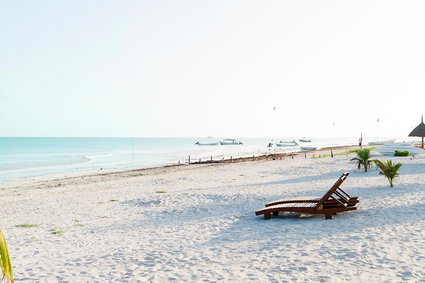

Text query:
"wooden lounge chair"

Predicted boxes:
[[255, 172, 359, 220]]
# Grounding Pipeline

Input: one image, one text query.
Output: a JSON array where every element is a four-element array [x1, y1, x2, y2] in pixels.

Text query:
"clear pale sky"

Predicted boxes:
[[1, 1, 424, 138]]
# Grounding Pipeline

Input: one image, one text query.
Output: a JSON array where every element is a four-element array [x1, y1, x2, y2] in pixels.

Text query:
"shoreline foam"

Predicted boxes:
[[0, 144, 360, 189]]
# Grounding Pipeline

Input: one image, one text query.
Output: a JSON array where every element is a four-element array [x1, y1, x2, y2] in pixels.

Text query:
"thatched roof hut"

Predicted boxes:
[[408, 116, 425, 148]]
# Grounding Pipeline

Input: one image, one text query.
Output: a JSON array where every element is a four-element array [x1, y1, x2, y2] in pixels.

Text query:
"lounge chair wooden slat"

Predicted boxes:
[[333, 190, 349, 204], [329, 195, 347, 207], [255, 172, 359, 220], [337, 188, 352, 199], [265, 196, 320, 207]]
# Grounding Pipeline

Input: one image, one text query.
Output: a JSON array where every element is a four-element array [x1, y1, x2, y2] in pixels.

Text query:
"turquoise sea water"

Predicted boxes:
[[0, 136, 400, 183]]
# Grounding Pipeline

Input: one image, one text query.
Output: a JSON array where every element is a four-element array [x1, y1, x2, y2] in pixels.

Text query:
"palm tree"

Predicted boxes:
[[373, 159, 403, 187], [0, 229, 13, 283], [351, 149, 373, 172]]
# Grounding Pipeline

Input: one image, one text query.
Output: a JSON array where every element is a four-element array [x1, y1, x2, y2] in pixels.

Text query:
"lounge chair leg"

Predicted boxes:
[[272, 211, 279, 216], [325, 214, 332, 220], [264, 213, 271, 220]]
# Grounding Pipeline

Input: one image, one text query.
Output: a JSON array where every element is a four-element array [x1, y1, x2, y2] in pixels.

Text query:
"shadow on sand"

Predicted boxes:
[[203, 182, 425, 246]]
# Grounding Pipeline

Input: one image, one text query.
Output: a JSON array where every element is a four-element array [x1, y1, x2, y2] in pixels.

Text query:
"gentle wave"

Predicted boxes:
[[0, 155, 91, 172]]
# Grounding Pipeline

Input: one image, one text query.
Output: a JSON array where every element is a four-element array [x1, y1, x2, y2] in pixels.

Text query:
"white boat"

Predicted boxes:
[[275, 140, 298, 147], [299, 137, 311, 142], [219, 139, 243, 145], [300, 146, 317, 151], [195, 142, 219, 146], [368, 139, 396, 146]]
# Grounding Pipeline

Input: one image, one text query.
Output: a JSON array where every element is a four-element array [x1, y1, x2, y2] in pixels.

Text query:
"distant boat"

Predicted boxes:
[[275, 140, 298, 147], [300, 146, 317, 151], [219, 139, 243, 145], [368, 139, 396, 146], [195, 142, 219, 146], [299, 137, 311, 142]]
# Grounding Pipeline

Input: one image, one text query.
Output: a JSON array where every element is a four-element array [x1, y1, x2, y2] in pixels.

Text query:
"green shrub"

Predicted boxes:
[[50, 229, 64, 235], [348, 147, 375, 154], [394, 150, 409, 156], [15, 224, 39, 228]]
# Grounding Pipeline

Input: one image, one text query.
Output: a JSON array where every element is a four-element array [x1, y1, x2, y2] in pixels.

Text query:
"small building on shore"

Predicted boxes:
[[408, 115, 425, 149]]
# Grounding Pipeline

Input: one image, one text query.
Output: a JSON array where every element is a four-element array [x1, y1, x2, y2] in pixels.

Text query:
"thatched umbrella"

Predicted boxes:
[[408, 115, 425, 149]]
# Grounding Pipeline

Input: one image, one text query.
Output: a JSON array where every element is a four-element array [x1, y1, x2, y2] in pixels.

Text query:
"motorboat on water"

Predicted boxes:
[[299, 137, 311, 143], [367, 139, 396, 146], [275, 140, 298, 147], [219, 139, 243, 145], [195, 142, 219, 146]]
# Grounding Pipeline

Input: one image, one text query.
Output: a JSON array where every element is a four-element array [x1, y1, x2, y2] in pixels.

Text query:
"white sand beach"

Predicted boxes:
[[1, 148, 425, 282]]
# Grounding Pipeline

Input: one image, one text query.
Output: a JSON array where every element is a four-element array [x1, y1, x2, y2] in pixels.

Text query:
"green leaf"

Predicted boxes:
[[352, 149, 373, 172], [0, 229, 14, 283], [373, 159, 403, 187]]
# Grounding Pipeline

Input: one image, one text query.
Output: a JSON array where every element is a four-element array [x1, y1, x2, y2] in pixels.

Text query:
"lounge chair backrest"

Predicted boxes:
[[315, 172, 350, 209]]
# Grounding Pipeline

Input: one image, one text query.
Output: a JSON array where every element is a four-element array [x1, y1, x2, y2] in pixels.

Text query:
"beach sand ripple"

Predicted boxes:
[[1, 152, 425, 281]]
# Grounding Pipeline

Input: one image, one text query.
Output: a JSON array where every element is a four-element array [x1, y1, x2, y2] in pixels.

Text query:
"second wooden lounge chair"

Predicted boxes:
[[255, 172, 359, 220]]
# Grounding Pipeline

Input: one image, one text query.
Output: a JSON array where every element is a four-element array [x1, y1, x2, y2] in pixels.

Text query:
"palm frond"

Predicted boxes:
[[352, 149, 372, 172], [373, 159, 403, 187], [0, 229, 13, 283]]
